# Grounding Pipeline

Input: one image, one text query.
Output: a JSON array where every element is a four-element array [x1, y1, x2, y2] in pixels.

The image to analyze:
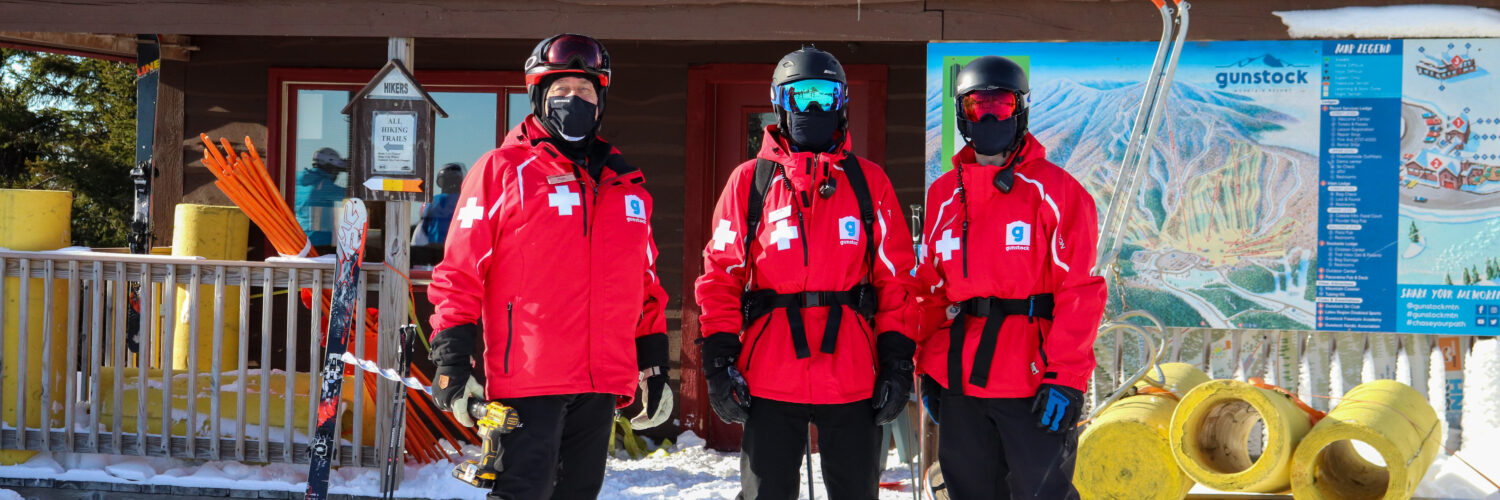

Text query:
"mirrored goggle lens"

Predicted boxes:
[[779, 79, 845, 112], [542, 35, 605, 69], [960, 89, 1017, 122]]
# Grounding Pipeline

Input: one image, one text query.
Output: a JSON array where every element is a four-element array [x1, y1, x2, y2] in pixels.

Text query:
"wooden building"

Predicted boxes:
[[1, 0, 1478, 449]]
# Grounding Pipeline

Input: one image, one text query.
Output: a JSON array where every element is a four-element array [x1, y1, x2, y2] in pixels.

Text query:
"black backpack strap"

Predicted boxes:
[[742, 159, 779, 284], [840, 154, 878, 282]]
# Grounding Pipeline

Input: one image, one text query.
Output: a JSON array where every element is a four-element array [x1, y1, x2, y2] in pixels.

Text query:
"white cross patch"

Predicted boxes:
[[711, 220, 737, 251], [769, 219, 799, 251], [456, 197, 484, 229], [549, 185, 581, 216], [936, 229, 961, 262]]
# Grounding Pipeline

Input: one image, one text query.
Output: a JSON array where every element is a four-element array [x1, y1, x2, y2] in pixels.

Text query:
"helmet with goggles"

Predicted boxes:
[[953, 56, 1030, 155], [525, 34, 612, 127], [770, 46, 849, 134]]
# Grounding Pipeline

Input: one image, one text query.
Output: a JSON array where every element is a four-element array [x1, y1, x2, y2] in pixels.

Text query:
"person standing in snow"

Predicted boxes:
[[426, 33, 670, 500], [914, 56, 1106, 500], [695, 45, 919, 500]]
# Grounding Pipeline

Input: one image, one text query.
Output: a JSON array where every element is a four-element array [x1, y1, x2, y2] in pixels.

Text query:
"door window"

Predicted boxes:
[[270, 69, 524, 267]]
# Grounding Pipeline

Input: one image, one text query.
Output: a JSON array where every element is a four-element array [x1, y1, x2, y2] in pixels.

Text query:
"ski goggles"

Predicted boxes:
[[525, 34, 611, 87], [959, 89, 1019, 122], [775, 79, 846, 113]]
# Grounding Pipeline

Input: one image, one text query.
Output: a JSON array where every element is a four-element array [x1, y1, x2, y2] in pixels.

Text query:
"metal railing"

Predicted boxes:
[[0, 249, 396, 467]]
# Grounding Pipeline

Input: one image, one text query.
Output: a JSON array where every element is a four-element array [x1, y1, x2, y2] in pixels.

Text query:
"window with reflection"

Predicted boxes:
[[271, 69, 523, 268]]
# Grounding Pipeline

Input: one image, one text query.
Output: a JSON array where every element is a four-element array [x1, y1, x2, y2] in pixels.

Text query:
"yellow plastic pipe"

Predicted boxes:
[[1169, 378, 1313, 493], [169, 204, 250, 371], [1290, 380, 1440, 500], [1077, 363, 1212, 500], [0, 189, 73, 465]]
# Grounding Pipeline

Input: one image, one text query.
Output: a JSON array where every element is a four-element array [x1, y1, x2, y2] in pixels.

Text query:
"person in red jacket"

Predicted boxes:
[[427, 33, 669, 500], [695, 46, 919, 500], [915, 56, 1106, 500]]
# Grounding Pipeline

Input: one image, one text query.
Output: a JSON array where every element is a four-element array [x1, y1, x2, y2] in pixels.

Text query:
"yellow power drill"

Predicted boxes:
[[451, 400, 521, 489]]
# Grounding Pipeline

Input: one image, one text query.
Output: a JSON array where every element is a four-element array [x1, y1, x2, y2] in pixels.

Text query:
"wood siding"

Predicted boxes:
[[180, 37, 925, 362]]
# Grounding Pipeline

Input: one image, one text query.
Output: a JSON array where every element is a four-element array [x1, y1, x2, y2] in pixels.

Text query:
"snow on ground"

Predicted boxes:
[[0, 431, 919, 500], [0, 490, 19, 500], [3, 341, 1499, 498], [1274, 5, 1500, 39]]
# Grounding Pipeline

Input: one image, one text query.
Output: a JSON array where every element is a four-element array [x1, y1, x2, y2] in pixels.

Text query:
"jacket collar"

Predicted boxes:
[[504, 115, 644, 185], [950, 132, 1048, 174], [754, 125, 854, 189]]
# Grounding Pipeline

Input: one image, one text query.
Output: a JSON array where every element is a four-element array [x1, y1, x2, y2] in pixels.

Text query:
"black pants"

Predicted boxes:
[[937, 392, 1079, 500], [739, 397, 882, 500], [489, 393, 616, 500]]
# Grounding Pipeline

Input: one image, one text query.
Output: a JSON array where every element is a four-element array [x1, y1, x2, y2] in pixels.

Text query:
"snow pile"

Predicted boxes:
[[0, 489, 20, 500], [1462, 339, 1500, 451], [1274, 5, 1500, 39], [0, 431, 920, 500]]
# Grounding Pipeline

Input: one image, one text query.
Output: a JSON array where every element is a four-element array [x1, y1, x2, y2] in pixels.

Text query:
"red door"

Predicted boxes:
[[681, 63, 887, 451]]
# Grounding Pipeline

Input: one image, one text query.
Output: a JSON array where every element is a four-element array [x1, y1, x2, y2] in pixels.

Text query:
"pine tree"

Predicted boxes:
[[1463, 268, 1473, 285], [1, 48, 134, 246], [1409, 221, 1421, 243], [1446, 274, 1454, 286], [1475, 265, 1484, 284]]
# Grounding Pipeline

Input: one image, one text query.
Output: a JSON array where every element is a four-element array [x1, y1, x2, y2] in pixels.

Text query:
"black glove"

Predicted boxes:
[[1031, 383, 1084, 434], [428, 324, 478, 413], [699, 332, 751, 424], [637, 333, 671, 419], [920, 375, 942, 425], [871, 332, 916, 426]]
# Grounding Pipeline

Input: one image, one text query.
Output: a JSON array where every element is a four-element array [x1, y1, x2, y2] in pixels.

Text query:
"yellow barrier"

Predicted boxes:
[[1169, 379, 1313, 493], [1290, 380, 1440, 500], [169, 204, 250, 371], [0, 189, 72, 465], [1077, 363, 1211, 500], [95, 368, 376, 449]]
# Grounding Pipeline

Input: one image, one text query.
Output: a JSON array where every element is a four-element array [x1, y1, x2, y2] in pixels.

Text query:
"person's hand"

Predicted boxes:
[[1031, 383, 1084, 433], [447, 378, 486, 428], [636, 334, 672, 419], [699, 333, 751, 424], [920, 375, 942, 425], [871, 332, 916, 426], [642, 367, 670, 419], [429, 324, 479, 425]]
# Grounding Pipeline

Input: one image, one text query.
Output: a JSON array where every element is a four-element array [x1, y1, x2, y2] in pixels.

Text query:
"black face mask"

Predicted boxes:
[[545, 96, 598, 143], [786, 109, 840, 152], [961, 114, 1020, 156]]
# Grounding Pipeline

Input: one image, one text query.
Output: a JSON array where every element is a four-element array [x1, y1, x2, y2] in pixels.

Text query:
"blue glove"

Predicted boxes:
[[1031, 383, 1084, 433]]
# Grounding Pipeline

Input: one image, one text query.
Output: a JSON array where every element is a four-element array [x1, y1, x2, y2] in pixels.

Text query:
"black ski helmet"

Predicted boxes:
[[525, 34, 612, 135], [770, 45, 849, 132], [953, 56, 1029, 153]]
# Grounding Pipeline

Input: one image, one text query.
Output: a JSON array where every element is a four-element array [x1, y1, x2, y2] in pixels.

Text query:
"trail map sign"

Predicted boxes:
[[927, 40, 1500, 335], [342, 59, 448, 201]]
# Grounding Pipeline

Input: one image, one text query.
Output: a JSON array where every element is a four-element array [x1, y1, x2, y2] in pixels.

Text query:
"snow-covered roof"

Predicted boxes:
[[1275, 5, 1500, 38]]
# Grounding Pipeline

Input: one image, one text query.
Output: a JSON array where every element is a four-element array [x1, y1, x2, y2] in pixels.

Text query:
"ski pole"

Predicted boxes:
[[806, 428, 816, 500]]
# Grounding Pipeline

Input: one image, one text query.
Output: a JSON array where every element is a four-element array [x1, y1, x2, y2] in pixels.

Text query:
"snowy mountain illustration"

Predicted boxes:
[[1216, 54, 1309, 69], [1027, 79, 1318, 264]]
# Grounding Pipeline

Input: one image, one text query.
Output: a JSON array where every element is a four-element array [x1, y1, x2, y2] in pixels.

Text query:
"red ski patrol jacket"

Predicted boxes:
[[429, 116, 668, 404], [696, 126, 919, 405], [915, 135, 1106, 398]]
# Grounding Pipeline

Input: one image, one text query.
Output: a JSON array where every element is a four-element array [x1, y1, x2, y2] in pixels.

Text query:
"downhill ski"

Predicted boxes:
[[381, 324, 418, 499], [126, 34, 162, 354], [305, 198, 369, 500], [129, 34, 160, 255]]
